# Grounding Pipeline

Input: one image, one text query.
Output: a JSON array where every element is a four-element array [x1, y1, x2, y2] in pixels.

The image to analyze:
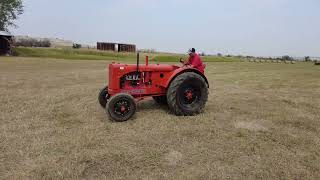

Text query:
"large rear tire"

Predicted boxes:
[[167, 72, 208, 116], [106, 93, 136, 122]]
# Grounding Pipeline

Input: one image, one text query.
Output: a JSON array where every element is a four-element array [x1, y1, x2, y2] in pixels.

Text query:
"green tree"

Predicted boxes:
[[73, 43, 82, 49], [304, 56, 311, 62], [282, 55, 292, 61], [0, 0, 23, 31]]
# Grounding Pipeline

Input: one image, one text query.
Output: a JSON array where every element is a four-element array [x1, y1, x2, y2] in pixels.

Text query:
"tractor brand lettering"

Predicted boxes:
[[126, 74, 140, 81], [120, 67, 125, 70], [121, 89, 146, 94]]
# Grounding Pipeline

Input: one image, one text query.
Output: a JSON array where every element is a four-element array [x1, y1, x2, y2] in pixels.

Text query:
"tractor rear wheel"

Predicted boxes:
[[153, 95, 167, 105], [98, 86, 109, 108], [167, 72, 208, 116], [106, 93, 136, 122]]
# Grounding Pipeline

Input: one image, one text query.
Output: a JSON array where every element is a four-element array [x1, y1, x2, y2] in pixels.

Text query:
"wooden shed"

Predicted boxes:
[[97, 42, 136, 53], [0, 31, 13, 55]]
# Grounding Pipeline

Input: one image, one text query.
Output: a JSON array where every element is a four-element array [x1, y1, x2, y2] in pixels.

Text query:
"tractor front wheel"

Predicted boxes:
[[98, 86, 110, 108], [167, 72, 208, 116], [106, 93, 136, 122]]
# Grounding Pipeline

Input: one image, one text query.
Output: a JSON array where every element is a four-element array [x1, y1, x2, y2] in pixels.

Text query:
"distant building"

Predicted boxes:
[[97, 42, 136, 53], [0, 31, 13, 55]]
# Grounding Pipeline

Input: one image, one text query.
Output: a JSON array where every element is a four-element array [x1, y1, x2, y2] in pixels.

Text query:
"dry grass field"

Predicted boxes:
[[1, 57, 319, 179]]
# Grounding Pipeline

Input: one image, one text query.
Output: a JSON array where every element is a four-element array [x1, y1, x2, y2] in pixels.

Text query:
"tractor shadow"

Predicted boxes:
[[136, 99, 170, 113]]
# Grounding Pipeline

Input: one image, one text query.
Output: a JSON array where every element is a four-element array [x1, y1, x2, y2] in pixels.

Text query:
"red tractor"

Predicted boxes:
[[98, 54, 209, 122]]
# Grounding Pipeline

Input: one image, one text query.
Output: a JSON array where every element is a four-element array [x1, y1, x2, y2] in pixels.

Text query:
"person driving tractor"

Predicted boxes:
[[180, 48, 205, 74]]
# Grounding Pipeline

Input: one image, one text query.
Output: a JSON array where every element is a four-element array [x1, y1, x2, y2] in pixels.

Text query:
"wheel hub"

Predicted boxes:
[[114, 100, 130, 116], [185, 90, 193, 100], [120, 106, 126, 112], [181, 87, 197, 104]]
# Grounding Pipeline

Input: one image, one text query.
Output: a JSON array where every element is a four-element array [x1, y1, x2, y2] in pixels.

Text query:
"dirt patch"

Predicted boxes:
[[234, 121, 269, 132]]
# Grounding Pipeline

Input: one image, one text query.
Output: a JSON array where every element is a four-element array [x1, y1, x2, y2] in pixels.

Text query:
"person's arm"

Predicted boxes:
[[179, 58, 187, 64], [180, 57, 192, 65]]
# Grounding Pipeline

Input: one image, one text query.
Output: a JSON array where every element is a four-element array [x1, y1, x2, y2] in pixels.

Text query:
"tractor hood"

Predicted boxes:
[[109, 63, 180, 72], [107, 62, 208, 96]]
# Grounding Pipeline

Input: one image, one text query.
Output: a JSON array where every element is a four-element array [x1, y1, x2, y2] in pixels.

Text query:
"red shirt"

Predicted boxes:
[[187, 54, 205, 74]]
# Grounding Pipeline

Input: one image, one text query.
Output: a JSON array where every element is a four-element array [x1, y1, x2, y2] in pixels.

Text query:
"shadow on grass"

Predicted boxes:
[[137, 99, 170, 112]]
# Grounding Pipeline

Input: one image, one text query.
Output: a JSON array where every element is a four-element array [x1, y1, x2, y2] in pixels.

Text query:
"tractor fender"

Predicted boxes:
[[164, 68, 209, 89]]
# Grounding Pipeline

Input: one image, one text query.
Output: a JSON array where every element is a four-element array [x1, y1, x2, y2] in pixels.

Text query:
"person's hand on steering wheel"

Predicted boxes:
[[180, 58, 187, 67]]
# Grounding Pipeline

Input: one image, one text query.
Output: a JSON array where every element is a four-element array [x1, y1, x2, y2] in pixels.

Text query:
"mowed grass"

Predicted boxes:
[[13, 47, 239, 62], [0, 57, 319, 179]]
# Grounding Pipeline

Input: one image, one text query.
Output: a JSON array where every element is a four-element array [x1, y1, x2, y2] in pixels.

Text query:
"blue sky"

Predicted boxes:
[[12, 0, 320, 57]]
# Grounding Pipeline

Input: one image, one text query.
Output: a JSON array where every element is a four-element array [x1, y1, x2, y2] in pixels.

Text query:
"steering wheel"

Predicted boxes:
[[179, 58, 187, 67], [180, 58, 192, 67]]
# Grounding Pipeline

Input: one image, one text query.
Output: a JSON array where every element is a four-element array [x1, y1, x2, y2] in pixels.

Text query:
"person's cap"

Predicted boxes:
[[188, 48, 196, 54]]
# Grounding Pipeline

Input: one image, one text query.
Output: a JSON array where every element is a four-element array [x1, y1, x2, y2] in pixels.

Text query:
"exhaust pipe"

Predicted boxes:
[[137, 53, 140, 72], [146, 56, 149, 66]]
